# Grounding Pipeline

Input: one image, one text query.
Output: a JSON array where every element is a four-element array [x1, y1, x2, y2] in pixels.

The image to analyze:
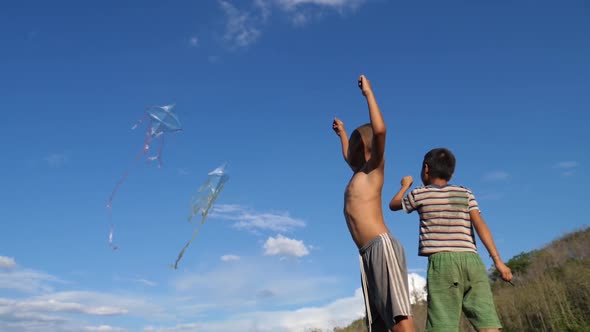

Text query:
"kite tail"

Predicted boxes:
[[131, 113, 149, 130], [147, 134, 165, 168], [171, 217, 207, 269], [157, 134, 165, 168], [106, 170, 130, 210], [105, 124, 153, 250], [108, 224, 119, 250]]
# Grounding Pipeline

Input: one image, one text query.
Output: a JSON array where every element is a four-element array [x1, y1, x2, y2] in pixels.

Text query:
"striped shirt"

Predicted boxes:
[[402, 184, 479, 256]]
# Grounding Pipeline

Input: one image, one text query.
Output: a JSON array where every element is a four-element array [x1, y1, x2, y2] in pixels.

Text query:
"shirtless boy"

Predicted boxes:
[[332, 75, 414, 332]]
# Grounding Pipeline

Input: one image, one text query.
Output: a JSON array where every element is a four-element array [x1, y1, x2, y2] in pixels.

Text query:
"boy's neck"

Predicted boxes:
[[429, 178, 448, 187]]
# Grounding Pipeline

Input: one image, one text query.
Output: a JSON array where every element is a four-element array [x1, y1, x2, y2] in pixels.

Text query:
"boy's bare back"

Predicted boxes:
[[333, 75, 389, 249]]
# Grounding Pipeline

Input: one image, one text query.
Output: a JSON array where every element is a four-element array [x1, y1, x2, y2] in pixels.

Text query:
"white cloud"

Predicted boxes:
[[0, 254, 345, 331], [408, 273, 427, 304], [45, 153, 68, 168], [207, 55, 221, 63], [0, 298, 127, 316], [132, 278, 157, 287], [143, 287, 364, 332], [212, 204, 243, 214], [556, 161, 578, 169], [0, 250, 381, 332], [37, 291, 168, 319], [211, 204, 306, 233], [144, 323, 201, 332], [0, 290, 172, 332], [483, 171, 510, 181], [219, 1, 261, 48], [254, 0, 272, 21], [555, 161, 578, 176], [290, 11, 312, 26], [264, 234, 310, 257], [0, 310, 69, 332], [0, 317, 128, 332], [0, 295, 134, 332], [114, 275, 158, 287], [83, 326, 127, 332], [220, 254, 241, 262], [171, 258, 340, 310], [274, 0, 366, 25], [176, 168, 190, 176], [164, 273, 423, 332], [216, 0, 367, 48], [0, 256, 16, 269], [478, 191, 505, 201], [0, 266, 61, 293], [277, 0, 365, 9]]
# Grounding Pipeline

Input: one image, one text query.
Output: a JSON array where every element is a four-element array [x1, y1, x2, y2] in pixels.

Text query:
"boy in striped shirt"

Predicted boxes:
[[389, 148, 512, 332]]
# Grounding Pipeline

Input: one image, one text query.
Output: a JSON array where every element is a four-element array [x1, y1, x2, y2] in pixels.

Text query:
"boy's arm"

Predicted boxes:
[[389, 176, 413, 211], [470, 210, 513, 282], [332, 117, 351, 168], [358, 75, 386, 166]]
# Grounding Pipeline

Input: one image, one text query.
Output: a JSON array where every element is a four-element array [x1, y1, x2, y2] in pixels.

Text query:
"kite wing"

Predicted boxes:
[[172, 164, 229, 269], [188, 164, 229, 223], [147, 104, 182, 137]]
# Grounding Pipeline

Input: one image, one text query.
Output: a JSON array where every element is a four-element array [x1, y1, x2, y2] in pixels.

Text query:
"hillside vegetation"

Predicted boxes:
[[331, 227, 590, 332]]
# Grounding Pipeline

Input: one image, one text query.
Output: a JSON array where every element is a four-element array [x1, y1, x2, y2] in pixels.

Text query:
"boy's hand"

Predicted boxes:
[[495, 261, 513, 283], [401, 176, 413, 188], [358, 75, 373, 97], [332, 117, 346, 137]]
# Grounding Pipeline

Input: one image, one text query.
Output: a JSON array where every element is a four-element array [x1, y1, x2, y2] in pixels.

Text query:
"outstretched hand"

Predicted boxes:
[[332, 117, 346, 137], [401, 176, 413, 188], [358, 75, 373, 96]]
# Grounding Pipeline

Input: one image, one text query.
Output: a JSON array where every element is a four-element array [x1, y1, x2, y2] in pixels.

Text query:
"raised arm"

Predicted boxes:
[[389, 176, 413, 211], [332, 117, 351, 168], [358, 75, 386, 166], [470, 210, 513, 283]]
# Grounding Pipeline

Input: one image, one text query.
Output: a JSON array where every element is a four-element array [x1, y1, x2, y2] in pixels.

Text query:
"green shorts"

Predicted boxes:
[[426, 251, 501, 331]]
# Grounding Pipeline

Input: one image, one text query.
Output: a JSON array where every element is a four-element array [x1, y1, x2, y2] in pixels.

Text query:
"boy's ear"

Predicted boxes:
[[423, 163, 429, 176]]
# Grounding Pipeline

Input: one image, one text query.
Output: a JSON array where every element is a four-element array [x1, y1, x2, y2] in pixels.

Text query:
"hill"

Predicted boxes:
[[332, 227, 590, 332]]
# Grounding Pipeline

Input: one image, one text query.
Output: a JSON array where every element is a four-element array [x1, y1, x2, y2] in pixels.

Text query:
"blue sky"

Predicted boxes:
[[1, 0, 589, 331]]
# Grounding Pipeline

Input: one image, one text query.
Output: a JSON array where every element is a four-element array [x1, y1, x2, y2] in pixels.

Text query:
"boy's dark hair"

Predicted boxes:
[[423, 148, 456, 181]]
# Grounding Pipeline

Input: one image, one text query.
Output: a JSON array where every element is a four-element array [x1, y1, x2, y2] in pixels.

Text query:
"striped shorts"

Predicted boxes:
[[359, 233, 412, 331]]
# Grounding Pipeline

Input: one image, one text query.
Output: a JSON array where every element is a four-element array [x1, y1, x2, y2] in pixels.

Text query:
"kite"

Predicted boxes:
[[106, 104, 182, 250], [171, 164, 229, 269], [131, 104, 182, 168]]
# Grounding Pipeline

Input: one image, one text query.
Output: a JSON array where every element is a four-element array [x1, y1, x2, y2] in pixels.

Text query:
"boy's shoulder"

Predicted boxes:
[[453, 184, 475, 194], [409, 184, 475, 195], [447, 184, 476, 195], [410, 183, 471, 190], [450, 184, 472, 190]]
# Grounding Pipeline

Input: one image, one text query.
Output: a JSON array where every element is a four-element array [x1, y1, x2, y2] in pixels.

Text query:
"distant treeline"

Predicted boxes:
[[329, 227, 590, 332]]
